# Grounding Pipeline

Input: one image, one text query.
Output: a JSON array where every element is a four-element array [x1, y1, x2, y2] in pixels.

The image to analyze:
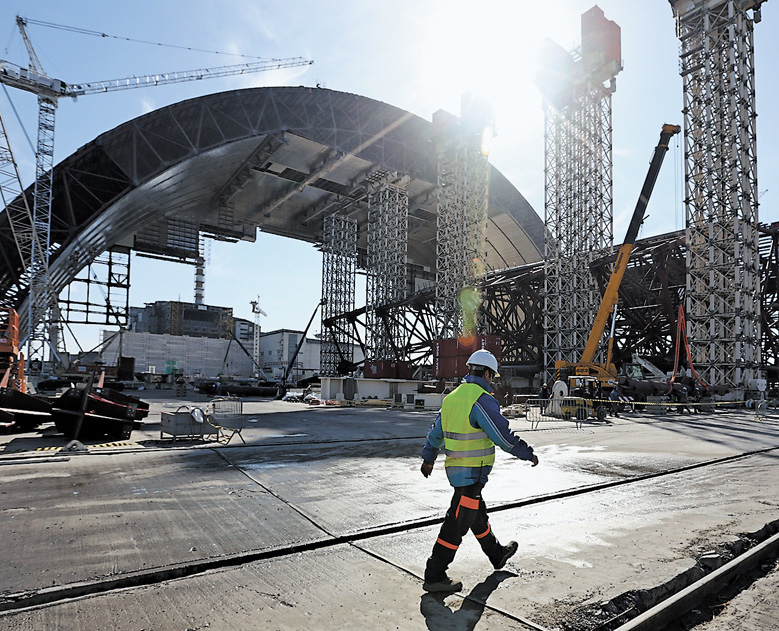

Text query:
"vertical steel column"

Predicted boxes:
[[320, 213, 357, 376], [543, 85, 615, 374], [672, 0, 763, 392], [435, 124, 490, 340], [26, 96, 58, 368], [366, 174, 409, 360]]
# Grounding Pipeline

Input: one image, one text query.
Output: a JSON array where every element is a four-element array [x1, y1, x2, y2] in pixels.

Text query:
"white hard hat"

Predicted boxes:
[[466, 349, 499, 377]]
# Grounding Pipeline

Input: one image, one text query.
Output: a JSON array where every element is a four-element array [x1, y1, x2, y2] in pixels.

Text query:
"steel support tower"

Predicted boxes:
[[365, 173, 409, 360], [542, 88, 615, 371], [433, 106, 491, 340], [671, 0, 765, 391], [320, 213, 357, 376], [539, 7, 622, 378]]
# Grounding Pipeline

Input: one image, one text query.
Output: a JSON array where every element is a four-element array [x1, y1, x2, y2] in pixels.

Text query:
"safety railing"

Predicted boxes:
[[524, 397, 603, 429], [207, 395, 245, 444]]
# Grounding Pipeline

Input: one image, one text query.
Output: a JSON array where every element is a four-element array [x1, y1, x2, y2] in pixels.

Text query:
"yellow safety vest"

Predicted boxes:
[[441, 382, 495, 468]]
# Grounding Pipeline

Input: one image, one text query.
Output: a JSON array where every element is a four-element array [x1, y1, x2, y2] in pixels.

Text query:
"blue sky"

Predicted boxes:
[[1, 1, 777, 353]]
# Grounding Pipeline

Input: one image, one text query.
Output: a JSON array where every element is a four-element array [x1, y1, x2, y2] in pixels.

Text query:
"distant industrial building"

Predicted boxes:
[[101, 300, 360, 380], [101, 330, 253, 378], [129, 301, 236, 339]]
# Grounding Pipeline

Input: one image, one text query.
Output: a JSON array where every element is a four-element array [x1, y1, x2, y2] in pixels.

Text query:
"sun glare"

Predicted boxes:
[[414, 0, 583, 176], [418, 2, 579, 107]]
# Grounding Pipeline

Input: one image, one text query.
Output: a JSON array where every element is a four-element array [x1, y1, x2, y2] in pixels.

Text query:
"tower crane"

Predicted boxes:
[[0, 15, 313, 375], [250, 297, 267, 379]]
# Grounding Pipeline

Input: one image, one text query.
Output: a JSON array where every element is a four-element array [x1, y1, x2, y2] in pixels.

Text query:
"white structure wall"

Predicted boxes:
[[101, 331, 253, 377], [99, 328, 361, 381]]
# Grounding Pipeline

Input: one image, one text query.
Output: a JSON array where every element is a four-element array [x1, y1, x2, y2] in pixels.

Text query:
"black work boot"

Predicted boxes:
[[492, 541, 518, 569]]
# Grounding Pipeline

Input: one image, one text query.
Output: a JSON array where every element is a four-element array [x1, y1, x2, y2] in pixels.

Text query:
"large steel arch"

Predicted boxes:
[[0, 86, 544, 338]]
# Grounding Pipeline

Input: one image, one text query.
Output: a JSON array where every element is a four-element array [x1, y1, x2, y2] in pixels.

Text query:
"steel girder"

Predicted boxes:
[[324, 227, 779, 384]]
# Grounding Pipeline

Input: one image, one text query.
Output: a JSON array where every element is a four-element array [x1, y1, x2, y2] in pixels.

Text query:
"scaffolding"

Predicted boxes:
[[671, 0, 765, 391], [0, 107, 58, 369], [433, 106, 491, 340], [320, 212, 357, 376], [539, 7, 622, 378], [542, 82, 616, 372], [365, 173, 409, 361], [60, 246, 131, 326]]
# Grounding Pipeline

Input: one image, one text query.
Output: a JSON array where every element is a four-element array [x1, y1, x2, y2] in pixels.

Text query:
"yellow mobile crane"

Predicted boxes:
[[554, 124, 681, 399]]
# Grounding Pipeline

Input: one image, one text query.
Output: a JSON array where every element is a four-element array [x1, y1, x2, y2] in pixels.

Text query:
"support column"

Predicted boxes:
[[538, 7, 621, 380], [672, 0, 764, 392], [365, 172, 409, 361], [433, 97, 492, 341], [320, 213, 357, 376]]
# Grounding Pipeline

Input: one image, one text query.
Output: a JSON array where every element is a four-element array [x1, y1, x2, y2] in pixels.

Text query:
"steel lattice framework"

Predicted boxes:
[[60, 246, 131, 326], [0, 107, 58, 365], [322, 226, 779, 387], [434, 130, 490, 339], [0, 111, 35, 311], [320, 213, 357, 376], [24, 97, 58, 366], [759, 222, 779, 383], [365, 174, 409, 361], [543, 84, 615, 374], [672, 0, 764, 391]]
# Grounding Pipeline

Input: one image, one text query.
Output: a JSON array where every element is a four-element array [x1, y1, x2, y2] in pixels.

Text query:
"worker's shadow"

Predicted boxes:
[[420, 570, 515, 631]]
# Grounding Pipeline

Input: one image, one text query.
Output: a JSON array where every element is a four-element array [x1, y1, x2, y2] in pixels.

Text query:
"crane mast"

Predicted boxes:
[[0, 16, 313, 378]]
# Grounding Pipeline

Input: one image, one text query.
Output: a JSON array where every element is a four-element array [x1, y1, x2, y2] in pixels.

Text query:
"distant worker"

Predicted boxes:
[[677, 387, 691, 414], [609, 386, 620, 417], [538, 382, 550, 414], [691, 385, 701, 414], [420, 349, 539, 593]]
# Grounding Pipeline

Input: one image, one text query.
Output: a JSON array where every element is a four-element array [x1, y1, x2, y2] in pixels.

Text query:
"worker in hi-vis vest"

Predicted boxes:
[[420, 349, 539, 592]]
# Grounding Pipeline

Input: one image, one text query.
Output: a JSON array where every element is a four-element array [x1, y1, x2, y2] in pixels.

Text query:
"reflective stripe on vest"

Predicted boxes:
[[441, 382, 495, 468]]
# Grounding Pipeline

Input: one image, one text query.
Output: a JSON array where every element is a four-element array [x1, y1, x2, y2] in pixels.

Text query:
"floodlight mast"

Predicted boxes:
[[0, 16, 313, 377]]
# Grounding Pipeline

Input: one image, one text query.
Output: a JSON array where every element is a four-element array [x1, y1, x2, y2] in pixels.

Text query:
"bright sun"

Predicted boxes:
[[411, 0, 585, 193], [416, 1, 582, 118]]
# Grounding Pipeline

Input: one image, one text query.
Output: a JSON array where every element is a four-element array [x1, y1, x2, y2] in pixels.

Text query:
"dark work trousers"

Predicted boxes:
[[424, 482, 503, 582]]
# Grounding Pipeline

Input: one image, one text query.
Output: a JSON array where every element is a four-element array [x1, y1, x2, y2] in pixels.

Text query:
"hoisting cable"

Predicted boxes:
[[22, 17, 278, 60], [0, 84, 36, 153]]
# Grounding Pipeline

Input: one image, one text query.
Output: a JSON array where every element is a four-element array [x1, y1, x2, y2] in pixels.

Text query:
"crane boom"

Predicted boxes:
[[555, 123, 681, 384], [0, 57, 313, 100]]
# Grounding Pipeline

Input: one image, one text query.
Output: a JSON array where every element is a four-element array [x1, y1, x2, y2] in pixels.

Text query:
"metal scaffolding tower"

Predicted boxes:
[[320, 213, 357, 376], [538, 7, 622, 378], [671, 0, 765, 391], [365, 173, 409, 361], [433, 103, 491, 340]]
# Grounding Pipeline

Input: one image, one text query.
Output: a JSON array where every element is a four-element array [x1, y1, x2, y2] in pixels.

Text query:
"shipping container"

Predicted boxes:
[[433, 335, 502, 379]]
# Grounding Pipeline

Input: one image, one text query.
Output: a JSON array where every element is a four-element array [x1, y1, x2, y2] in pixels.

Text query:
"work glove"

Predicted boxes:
[[421, 462, 434, 478]]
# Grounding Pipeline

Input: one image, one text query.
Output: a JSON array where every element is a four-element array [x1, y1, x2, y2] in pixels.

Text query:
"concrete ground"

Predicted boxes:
[[1, 390, 778, 630]]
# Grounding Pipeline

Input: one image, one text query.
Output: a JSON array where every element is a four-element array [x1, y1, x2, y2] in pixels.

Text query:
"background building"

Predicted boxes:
[[101, 300, 360, 380]]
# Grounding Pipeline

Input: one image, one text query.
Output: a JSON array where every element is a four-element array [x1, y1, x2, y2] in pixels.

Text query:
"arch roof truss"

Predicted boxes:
[[0, 87, 543, 322]]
